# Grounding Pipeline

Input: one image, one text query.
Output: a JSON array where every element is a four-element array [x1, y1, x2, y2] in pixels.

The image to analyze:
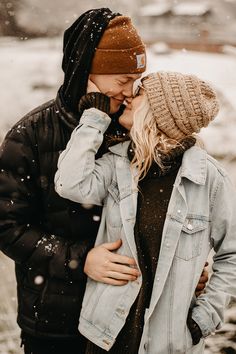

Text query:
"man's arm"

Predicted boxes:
[[0, 119, 139, 284], [0, 123, 91, 281]]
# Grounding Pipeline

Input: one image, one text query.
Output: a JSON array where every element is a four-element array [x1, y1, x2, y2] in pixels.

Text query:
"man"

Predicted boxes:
[[0, 8, 207, 354]]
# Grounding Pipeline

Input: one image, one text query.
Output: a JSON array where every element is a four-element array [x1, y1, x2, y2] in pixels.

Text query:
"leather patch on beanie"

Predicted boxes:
[[136, 53, 146, 69]]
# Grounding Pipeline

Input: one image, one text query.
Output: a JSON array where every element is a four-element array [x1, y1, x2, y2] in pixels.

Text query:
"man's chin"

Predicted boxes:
[[110, 104, 122, 114]]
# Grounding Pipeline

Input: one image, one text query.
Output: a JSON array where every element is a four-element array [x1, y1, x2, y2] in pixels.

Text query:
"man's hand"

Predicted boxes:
[[84, 239, 141, 286], [195, 262, 209, 297]]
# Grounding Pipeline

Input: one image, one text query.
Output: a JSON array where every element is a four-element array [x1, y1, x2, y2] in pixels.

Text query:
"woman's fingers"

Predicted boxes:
[[199, 270, 209, 283], [196, 282, 205, 291]]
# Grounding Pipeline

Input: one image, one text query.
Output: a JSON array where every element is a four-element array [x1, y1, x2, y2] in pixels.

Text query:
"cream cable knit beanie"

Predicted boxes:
[[142, 71, 220, 140]]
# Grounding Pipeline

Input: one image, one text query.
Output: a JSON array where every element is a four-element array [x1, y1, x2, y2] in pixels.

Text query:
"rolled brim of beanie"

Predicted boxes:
[[90, 45, 146, 74]]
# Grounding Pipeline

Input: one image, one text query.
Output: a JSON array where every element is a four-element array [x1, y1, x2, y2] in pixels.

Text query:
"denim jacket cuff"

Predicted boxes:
[[78, 108, 111, 133], [191, 306, 217, 337]]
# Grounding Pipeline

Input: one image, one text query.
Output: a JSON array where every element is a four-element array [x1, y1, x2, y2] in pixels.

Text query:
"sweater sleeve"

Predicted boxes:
[[0, 122, 92, 281], [55, 108, 114, 206]]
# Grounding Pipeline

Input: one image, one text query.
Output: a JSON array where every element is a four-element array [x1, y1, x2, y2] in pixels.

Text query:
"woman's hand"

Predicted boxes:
[[84, 239, 141, 286], [195, 262, 209, 297], [79, 79, 110, 114]]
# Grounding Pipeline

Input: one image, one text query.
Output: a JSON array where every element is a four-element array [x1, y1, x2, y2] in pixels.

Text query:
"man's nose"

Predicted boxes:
[[122, 82, 134, 98]]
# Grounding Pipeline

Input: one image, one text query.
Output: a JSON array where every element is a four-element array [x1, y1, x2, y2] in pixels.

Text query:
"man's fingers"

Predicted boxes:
[[100, 240, 138, 268], [199, 273, 208, 283], [102, 277, 128, 286], [111, 253, 137, 266], [196, 283, 205, 291], [195, 291, 202, 297], [107, 262, 140, 277], [107, 271, 137, 281], [201, 269, 208, 277], [102, 239, 122, 251]]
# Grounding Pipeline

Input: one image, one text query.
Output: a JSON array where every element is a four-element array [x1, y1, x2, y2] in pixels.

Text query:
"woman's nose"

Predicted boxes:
[[125, 97, 132, 104]]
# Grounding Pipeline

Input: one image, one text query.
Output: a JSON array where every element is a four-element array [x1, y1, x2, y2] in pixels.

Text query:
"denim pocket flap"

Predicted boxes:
[[182, 219, 208, 235]]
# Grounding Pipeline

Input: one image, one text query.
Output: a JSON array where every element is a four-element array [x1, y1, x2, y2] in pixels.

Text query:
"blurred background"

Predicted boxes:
[[0, 0, 236, 353]]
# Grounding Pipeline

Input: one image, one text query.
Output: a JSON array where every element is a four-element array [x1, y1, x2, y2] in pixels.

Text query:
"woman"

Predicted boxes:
[[55, 71, 236, 353]]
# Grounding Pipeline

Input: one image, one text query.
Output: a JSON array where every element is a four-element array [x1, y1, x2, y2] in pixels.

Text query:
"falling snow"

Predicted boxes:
[[34, 275, 44, 285], [0, 6, 236, 353]]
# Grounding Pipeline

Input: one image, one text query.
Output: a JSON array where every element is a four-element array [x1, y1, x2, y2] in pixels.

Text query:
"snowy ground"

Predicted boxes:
[[0, 37, 236, 353]]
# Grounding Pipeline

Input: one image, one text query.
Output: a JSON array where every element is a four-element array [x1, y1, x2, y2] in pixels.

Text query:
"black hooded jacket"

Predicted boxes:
[[0, 8, 121, 338]]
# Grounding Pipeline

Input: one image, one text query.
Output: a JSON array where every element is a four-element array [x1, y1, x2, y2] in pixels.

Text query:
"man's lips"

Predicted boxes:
[[111, 97, 125, 104]]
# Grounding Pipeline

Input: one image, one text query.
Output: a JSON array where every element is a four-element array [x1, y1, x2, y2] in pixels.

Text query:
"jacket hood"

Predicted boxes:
[[59, 8, 120, 115]]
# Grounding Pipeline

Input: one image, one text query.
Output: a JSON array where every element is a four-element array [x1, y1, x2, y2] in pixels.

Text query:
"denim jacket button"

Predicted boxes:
[[116, 308, 126, 315], [187, 223, 193, 230]]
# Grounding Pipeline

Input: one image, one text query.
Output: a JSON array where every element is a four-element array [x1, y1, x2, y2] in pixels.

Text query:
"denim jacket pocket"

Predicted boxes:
[[175, 217, 208, 261]]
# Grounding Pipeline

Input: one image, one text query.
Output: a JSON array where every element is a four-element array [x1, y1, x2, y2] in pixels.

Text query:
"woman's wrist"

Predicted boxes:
[[187, 310, 203, 345]]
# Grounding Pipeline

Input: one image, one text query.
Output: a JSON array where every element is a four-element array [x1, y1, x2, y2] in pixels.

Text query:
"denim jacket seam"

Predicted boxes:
[[210, 176, 223, 211], [80, 315, 114, 340]]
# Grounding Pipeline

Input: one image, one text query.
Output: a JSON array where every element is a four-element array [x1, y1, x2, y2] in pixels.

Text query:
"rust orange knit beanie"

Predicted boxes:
[[90, 16, 146, 74]]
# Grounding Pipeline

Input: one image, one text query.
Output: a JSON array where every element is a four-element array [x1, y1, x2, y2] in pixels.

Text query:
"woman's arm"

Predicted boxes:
[[191, 172, 236, 338], [55, 108, 114, 205]]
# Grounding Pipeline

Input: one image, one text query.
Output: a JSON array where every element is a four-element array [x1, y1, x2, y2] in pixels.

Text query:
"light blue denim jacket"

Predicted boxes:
[[55, 108, 236, 354]]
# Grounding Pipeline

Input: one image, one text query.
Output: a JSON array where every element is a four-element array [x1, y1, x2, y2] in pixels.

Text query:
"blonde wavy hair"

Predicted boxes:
[[129, 94, 202, 181]]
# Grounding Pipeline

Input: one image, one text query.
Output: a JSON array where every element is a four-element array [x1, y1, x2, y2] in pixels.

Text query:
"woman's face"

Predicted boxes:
[[118, 88, 145, 131]]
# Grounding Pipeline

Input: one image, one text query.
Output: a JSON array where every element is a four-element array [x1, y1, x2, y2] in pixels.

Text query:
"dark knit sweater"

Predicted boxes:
[[85, 138, 198, 353]]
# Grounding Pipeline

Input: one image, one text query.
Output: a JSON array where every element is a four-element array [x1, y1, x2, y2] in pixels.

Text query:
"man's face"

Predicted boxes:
[[89, 73, 142, 114]]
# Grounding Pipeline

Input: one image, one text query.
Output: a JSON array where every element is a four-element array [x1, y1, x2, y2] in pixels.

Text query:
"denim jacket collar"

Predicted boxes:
[[109, 142, 207, 186], [179, 146, 207, 186], [109, 140, 130, 157]]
